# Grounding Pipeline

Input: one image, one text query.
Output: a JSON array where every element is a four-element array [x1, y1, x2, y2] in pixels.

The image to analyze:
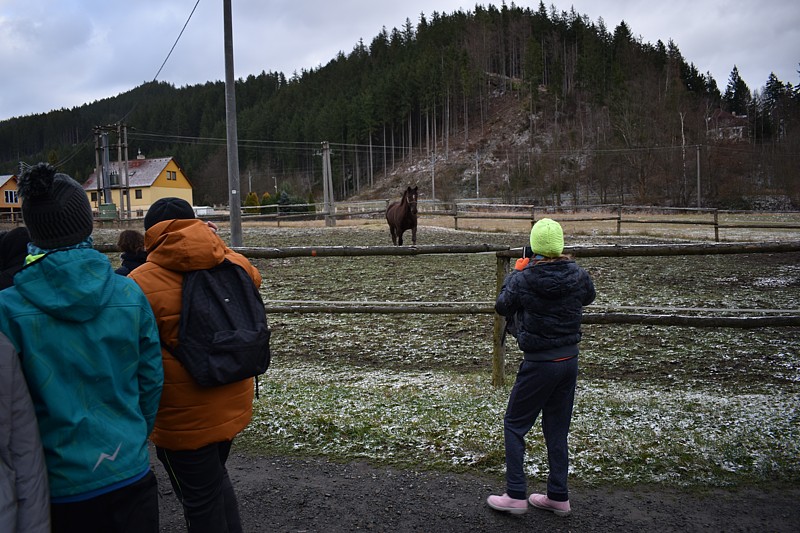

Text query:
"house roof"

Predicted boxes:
[[708, 109, 748, 128], [82, 157, 181, 190], [0, 175, 16, 188]]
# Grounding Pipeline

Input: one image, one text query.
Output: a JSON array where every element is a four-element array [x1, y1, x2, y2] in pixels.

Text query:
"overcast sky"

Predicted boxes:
[[0, 0, 798, 122]]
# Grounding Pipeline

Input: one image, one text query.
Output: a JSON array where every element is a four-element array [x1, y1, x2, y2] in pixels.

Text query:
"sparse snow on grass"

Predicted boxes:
[[244, 361, 800, 487], [92, 222, 799, 488]]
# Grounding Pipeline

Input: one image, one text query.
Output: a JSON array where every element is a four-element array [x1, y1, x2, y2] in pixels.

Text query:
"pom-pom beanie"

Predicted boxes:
[[529, 218, 564, 258], [144, 197, 195, 230], [18, 163, 94, 249]]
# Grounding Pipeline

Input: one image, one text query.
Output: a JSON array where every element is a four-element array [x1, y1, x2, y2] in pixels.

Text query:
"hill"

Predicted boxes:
[[1, 4, 798, 209]]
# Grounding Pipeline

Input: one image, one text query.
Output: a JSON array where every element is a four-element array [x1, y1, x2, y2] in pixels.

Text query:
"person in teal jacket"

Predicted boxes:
[[0, 163, 164, 533]]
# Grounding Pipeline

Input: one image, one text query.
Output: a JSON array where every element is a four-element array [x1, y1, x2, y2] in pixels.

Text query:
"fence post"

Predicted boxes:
[[453, 203, 459, 230], [713, 209, 719, 242], [530, 206, 536, 229], [492, 255, 510, 387], [616, 205, 622, 235]]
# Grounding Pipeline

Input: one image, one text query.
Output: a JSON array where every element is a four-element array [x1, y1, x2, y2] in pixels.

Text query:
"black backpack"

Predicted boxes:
[[164, 259, 271, 388]]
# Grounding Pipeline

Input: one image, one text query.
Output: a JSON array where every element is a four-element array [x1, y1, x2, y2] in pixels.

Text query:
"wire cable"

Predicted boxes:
[[52, 0, 202, 169]]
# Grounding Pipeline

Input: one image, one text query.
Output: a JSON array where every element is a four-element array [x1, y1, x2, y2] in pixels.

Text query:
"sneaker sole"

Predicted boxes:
[[487, 501, 528, 515], [529, 501, 570, 517]]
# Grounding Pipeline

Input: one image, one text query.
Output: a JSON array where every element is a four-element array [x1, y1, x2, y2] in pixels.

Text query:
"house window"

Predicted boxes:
[[135, 189, 143, 199], [4, 190, 18, 204], [91, 192, 98, 202], [167, 170, 177, 181]]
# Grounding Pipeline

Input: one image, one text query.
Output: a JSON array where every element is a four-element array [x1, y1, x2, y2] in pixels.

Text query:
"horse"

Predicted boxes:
[[385, 186, 418, 246]]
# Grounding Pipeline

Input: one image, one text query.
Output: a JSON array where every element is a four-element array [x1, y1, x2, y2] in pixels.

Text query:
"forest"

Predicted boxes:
[[0, 2, 798, 209]]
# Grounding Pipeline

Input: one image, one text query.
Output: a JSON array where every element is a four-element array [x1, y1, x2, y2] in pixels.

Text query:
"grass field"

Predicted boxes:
[[93, 215, 800, 488]]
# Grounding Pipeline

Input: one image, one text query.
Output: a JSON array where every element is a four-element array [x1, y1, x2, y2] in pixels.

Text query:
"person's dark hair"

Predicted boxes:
[[117, 229, 145, 255], [0, 226, 31, 270]]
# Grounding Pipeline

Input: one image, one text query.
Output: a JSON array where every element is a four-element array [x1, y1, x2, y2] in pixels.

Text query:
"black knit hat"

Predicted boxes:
[[144, 197, 195, 230], [18, 163, 94, 249]]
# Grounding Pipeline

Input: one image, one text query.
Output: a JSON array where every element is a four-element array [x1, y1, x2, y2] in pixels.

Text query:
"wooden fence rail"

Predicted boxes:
[[442, 204, 800, 241], [94, 240, 800, 386]]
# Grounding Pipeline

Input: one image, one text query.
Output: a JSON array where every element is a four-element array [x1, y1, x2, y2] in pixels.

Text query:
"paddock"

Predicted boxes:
[[92, 235, 800, 386], [89, 224, 800, 488]]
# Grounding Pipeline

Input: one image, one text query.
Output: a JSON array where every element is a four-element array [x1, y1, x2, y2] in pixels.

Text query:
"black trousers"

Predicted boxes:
[[51, 470, 159, 533], [156, 440, 242, 533]]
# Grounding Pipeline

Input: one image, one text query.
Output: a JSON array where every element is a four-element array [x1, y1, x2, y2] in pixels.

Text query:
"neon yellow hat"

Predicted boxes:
[[530, 218, 564, 257]]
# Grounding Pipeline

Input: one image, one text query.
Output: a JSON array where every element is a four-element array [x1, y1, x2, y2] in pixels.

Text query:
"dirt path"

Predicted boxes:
[[154, 450, 799, 532]]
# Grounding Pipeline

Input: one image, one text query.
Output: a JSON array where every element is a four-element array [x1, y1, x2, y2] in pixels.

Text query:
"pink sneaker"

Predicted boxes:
[[528, 493, 571, 517], [486, 493, 528, 515]]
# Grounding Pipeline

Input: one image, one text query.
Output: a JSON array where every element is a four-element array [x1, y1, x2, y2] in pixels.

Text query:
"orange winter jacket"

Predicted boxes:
[[129, 219, 262, 451]]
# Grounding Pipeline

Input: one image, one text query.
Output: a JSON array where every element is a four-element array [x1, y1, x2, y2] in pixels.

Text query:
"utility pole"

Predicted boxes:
[[475, 151, 480, 198], [122, 124, 130, 219], [696, 145, 701, 208], [93, 129, 102, 209], [116, 122, 125, 217], [322, 141, 335, 227], [223, 0, 242, 246], [100, 131, 112, 205], [431, 151, 436, 202]]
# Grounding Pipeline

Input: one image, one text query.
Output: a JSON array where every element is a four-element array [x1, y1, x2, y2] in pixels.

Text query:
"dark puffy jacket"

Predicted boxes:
[[115, 250, 148, 276], [495, 258, 595, 360]]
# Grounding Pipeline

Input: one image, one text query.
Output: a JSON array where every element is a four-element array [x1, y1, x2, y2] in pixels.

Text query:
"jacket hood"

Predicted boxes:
[[145, 219, 227, 272], [14, 248, 115, 322], [529, 260, 584, 299]]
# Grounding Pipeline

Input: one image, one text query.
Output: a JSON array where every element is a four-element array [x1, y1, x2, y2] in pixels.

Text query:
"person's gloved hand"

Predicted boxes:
[[515, 257, 530, 270]]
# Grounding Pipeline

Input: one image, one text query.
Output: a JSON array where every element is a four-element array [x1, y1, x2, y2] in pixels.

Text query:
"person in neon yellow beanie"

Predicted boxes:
[[488, 218, 595, 517]]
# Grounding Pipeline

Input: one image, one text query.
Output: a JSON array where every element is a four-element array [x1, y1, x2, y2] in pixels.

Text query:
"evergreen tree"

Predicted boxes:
[[722, 66, 752, 116]]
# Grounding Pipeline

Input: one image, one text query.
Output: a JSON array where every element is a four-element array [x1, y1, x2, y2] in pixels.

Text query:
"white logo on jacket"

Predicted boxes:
[[92, 442, 122, 472]]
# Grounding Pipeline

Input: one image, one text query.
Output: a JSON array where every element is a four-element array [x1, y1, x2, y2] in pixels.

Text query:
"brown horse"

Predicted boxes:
[[385, 186, 418, 245]]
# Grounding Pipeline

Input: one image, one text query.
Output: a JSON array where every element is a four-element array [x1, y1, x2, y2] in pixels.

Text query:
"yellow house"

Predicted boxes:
[[82, 155, 193, 215], [0, 174, 21, 221]]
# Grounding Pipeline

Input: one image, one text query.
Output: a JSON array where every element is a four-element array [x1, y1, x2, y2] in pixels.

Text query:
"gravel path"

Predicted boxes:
[[154, 450, 799, 532]]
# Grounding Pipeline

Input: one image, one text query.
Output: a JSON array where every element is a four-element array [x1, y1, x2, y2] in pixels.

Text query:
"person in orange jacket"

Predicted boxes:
[[130, 198, 262, 533]]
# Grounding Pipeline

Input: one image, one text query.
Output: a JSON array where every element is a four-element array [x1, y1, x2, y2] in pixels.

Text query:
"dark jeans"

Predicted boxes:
[[503, 357, 578, 502], [51, 470, 158, 533], [156, 440, 242, 533]]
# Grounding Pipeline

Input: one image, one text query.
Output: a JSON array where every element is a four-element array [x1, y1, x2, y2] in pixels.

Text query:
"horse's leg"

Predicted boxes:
[[398, 229, 404, 246], [411, 224, 417, 245], [389, 225, 397, 245]]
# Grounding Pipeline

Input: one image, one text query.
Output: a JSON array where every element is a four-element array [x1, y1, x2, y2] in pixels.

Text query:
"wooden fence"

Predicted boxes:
[[427, 203, 800, 242], [37, 200, 796, 240], [227, 201, 800, 242], [238, 241, 800, 386], [95, 240, 800, 386]]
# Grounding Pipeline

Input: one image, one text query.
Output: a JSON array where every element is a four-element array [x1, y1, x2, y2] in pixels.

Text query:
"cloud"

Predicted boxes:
[[0, 0, 798, 121]]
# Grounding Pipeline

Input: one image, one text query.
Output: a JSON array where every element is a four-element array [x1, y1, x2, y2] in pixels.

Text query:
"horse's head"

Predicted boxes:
[[405, 186, 418, 216]]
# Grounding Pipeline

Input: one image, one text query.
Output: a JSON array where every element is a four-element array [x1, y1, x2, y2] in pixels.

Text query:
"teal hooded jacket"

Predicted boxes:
[[0, 245, 163, 501]]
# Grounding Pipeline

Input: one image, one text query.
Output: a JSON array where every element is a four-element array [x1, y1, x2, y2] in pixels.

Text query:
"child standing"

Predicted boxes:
[[114, 229, 147, 276], [487, 218, 595, 517]]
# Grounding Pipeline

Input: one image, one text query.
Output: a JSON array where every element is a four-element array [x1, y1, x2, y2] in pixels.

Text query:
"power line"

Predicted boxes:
[[151, 0, 201, 83], [52, 0, 202, 170]]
